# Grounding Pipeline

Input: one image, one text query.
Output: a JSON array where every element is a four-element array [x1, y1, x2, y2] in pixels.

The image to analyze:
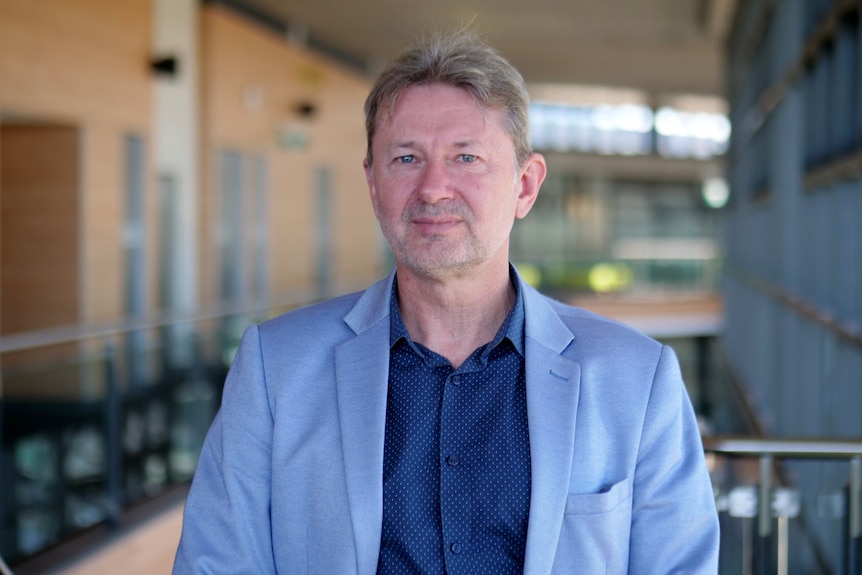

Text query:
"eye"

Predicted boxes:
[[396, 155, 415, 164], [458, 154, 477, 163]]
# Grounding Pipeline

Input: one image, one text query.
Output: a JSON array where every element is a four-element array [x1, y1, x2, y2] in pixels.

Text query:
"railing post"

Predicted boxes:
[[742, 515, 753, 575], [850, 456, 861, 575], [695, 335, 712, 418], [771, 489, 799, 575], [104, 342, 123, 529], [0, 370, 5, 565], [757, 454, 774, 575], [776, 514, 788, 575]]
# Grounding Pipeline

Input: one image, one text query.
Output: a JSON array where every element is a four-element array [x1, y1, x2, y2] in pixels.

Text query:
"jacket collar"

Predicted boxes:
[[343, 266, 575, 349]]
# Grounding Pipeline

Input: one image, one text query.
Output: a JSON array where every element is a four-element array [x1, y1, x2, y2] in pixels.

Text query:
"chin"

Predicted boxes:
[[400, 254, 486, 279]]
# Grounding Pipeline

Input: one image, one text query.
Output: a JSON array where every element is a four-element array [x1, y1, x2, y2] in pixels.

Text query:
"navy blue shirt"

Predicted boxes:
[[377, 273, 531, 574]]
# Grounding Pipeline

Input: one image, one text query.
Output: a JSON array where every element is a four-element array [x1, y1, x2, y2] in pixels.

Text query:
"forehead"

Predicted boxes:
[[391, 83, 480, 112], [376, 83, 508, 139]]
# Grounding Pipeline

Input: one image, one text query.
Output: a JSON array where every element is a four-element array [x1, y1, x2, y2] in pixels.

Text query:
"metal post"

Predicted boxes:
[[0, 366, 4, 573], [850, 456, 861, 575], [758, 455, 774, 575], [695, 335, 712, 418], [0, 369, 5, 564], [742, 517, 753, 575], [104, 343, 123, 529], [776, 515, 789, 575]]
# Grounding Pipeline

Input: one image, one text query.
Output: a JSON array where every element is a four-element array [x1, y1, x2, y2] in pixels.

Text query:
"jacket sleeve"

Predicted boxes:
[[628, 344, 719, 573], [172, 325, 278, 574]]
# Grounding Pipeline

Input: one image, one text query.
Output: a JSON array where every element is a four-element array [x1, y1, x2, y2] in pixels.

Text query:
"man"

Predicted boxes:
[[173, 31, 719, 574]]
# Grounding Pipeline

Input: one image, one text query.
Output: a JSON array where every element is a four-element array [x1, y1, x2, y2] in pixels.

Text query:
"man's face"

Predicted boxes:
[[364, 83, 544, 280]]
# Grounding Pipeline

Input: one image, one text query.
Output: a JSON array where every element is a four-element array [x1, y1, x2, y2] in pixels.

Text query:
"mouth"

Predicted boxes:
[[411, 217, 461, 234]]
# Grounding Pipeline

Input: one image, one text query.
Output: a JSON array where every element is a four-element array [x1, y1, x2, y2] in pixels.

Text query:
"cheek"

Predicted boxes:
[[377, 174, 417, 205], [371, 189, 405, 222]]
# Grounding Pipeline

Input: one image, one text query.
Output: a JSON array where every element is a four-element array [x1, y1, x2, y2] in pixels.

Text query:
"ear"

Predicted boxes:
[[363, 158, 379, 210], [514, 152, 546, 219]]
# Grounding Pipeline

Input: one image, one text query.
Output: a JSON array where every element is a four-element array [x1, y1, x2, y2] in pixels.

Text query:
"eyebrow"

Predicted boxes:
[[393, 140, 480, 148]]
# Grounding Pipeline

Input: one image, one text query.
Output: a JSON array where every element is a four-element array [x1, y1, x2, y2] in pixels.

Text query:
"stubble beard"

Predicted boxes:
[[379, 203, 492, 280]]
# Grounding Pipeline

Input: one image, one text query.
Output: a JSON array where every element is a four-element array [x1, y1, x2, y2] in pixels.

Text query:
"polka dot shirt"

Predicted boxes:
[[377, 273, 531, 574]]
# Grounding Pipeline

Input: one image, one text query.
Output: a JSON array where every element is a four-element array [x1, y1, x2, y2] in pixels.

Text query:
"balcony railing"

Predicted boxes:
[[2, 288, 860, 574], [704, 436, 862, 575], [0, 282, 356, 571]]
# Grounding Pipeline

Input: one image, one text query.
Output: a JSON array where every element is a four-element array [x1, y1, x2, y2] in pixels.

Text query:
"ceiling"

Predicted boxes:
[[231, 0, 737, 101]]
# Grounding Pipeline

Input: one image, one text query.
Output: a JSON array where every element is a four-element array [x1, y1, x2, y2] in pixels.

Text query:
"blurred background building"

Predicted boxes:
[[0, 0, 860, 573]]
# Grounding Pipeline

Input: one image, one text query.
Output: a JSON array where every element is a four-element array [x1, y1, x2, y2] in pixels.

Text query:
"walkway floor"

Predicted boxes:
[[54, 503, 184, 575], [568, 292, 723, 338]]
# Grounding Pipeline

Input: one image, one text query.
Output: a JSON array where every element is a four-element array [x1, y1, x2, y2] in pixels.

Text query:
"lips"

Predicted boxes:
[[412, 217, 461, 234]]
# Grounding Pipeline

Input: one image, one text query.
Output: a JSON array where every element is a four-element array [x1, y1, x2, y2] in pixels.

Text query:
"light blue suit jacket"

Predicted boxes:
[[173, 271, 719, 574]]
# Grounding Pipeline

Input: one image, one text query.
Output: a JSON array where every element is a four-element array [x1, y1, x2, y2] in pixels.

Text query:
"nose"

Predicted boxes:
[[415, 158, 455, 204]]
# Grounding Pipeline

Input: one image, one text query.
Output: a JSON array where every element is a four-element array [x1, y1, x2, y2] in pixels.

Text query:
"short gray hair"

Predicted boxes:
[[364, 30, 532, 167]]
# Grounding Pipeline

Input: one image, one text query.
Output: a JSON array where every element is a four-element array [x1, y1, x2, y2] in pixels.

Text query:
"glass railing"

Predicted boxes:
[[0, 286, 339, 569], [4, 295, 858, 575]]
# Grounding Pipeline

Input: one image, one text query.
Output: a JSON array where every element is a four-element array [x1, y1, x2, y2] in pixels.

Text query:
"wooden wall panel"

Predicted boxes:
[[0, 0, 383, 334], [83, 125, 124, 319], [0, 0, 152, 129], [0, 0, 155, 324], [0, 125, 84, 396], [201, 6, 382, 306], [0, 125, 80, 333]]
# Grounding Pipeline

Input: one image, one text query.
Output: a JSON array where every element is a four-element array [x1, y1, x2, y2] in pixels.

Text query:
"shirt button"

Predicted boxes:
[[450, 542, 461, 554], [446, 454, 460, 466], [450, 375, 461, 385]]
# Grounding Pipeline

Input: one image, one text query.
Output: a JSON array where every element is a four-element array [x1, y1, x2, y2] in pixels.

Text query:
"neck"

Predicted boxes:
[[395, 262, 515, 368]]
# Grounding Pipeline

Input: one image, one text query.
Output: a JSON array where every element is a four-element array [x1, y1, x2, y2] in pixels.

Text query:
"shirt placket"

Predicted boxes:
[[439, 350, 491, 574], [439, 364, 467, 573]]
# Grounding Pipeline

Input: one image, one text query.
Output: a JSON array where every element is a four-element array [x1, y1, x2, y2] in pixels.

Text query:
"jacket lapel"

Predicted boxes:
[[335, 273, 394, 574], [520, 282, 582, 575]]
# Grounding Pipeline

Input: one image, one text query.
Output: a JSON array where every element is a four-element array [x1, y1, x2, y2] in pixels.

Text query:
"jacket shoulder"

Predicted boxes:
[[547, 292, 659, 337], [539, 293, 665, 359], [257, 290, 364, 342]]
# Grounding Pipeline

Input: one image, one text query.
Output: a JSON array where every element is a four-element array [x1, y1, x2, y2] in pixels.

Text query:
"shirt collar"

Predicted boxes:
[[389, 265, 525, 359]]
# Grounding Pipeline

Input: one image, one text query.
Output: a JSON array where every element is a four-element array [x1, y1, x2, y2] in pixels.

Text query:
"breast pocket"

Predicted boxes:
[[553, 477, 634, 574], [564, 476, 632, 515]]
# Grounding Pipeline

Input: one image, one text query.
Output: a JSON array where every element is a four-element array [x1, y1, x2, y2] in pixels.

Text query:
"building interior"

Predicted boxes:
[[1, 0, 860, 573]]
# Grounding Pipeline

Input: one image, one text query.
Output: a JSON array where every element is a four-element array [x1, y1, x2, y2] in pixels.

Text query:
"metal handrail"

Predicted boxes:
[[704, 435, 862, 458], [0, 272, 382, 356], [726, 266, 862, 352], [0, 290, 323, 356]]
